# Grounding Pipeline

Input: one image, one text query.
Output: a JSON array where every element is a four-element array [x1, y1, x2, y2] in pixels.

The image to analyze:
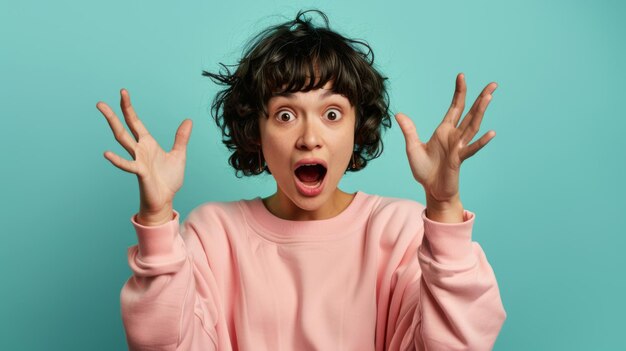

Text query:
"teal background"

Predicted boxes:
[[1, 0, 624, 349]]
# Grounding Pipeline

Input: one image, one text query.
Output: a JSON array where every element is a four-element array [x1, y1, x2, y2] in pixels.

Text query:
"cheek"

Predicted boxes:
[[331, 131, 355, 173], [343, 137, 355, 164], [261, 133, 291, 171]]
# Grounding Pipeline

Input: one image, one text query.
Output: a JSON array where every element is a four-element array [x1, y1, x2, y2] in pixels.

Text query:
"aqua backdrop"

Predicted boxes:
[[1, 0, 625, 350]]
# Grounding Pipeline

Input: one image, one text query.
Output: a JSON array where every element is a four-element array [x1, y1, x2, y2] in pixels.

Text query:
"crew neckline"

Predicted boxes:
[[239, 191, 374, 243]]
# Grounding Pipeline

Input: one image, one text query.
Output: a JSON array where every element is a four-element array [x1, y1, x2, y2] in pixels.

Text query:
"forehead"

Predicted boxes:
[[269, 81, 349, 103]]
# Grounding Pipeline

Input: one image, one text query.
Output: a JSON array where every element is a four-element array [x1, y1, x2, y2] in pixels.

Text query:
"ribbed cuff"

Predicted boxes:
[[420, 209, 475, 266], [130, 210, 184, 264]]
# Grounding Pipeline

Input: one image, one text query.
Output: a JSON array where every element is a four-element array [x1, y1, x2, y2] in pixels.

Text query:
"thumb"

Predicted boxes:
[[394, 113, 422, 147], [172, 118, 193, 153]]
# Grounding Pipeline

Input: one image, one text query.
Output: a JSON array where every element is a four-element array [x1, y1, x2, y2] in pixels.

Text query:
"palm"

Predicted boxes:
[[407, 123, 462, 200], [134, 136, 187, 212], [396, 73, 497, 202]]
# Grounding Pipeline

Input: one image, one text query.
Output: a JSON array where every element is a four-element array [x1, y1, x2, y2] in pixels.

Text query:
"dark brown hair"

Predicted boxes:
[[202, 9, 391, 177]]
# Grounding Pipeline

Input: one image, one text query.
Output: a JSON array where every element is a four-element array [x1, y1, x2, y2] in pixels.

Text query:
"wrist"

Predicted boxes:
[[137, 204, 174, 226], [425, 193, 464, 223]]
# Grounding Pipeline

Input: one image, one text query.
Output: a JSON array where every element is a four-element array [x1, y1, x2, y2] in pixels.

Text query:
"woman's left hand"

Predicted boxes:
[[396, 73, 497, 204]]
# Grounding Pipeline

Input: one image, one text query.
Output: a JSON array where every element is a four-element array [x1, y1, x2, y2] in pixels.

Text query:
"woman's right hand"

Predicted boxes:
[[97, 89, 193, 225]]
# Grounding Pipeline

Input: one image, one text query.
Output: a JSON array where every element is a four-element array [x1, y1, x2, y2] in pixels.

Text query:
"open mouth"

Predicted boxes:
[[294, 164, 327, 186]]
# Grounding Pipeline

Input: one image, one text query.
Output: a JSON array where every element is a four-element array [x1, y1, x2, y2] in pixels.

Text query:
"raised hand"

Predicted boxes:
[[97, 89, 193, 224], [395, 73, 497, 206]]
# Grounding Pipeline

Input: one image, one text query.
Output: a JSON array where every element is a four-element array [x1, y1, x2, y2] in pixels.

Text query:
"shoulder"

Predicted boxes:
[[180, 199, 248, 240], [180, 199, 249, 255], [370, 194, 426, 222], [187, 199, 243, 224], [364, 193, 427, 247]]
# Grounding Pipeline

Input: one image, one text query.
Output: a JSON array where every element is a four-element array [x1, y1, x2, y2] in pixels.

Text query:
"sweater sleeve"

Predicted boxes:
[[384, 209, 506, 351], [415, 209, 506, 350], [120, 209, 220, 351]]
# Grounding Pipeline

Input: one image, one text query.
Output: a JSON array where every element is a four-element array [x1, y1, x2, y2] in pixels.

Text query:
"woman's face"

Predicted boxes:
[[259, 81, 356, 220]]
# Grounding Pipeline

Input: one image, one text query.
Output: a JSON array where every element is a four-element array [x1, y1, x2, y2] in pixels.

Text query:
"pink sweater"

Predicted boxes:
[[121, 191, 506, 350]]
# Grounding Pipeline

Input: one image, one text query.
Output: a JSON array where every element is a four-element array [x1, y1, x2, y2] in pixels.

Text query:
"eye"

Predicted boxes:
[[275, 110, 295, 123], [324, 108, 342, 121]]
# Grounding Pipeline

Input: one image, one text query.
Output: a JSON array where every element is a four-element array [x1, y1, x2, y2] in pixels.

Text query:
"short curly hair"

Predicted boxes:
[[202, 9, 391, 177]]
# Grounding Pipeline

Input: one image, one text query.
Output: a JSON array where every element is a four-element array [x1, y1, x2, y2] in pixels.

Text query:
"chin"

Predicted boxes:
[[278, 174, 339, 214], [289, 188, 334, 211]]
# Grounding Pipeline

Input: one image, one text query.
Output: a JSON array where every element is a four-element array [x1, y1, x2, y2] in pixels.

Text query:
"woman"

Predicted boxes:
[[97, 9, 506, 351]]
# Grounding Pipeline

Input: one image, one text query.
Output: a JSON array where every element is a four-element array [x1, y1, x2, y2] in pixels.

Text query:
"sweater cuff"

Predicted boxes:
[[130, 210, 184, 264], [420, 208, 475, 266]]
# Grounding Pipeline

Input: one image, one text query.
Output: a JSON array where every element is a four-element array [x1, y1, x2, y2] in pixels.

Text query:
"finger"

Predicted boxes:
[[103, 150, 138, 174], [171, 119, 193, 153], [395, 113, 422, 148], [460, 130, 495, 161], [96, 101, 138, 157], [443, 73, 467, 126], [460, 93, 493, 145], [120, 89, 150, 141], [458, 82, 497, 132]]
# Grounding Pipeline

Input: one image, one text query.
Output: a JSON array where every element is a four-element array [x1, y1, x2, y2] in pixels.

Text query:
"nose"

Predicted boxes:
[[296, 116, 322, 151]]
